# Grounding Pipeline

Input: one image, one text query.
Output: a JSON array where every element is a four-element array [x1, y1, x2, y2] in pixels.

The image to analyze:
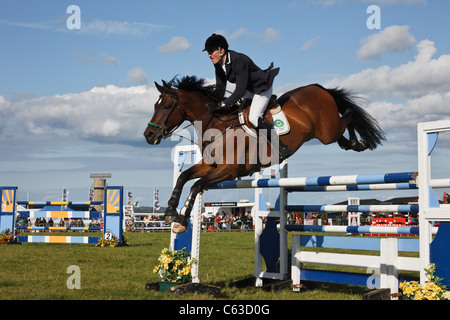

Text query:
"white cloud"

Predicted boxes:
[[0, 95, 11, 133], [100, 54, 120, 66], [324, 39, 450, 141], [126, 67, 149, 85], [2, 85, 159, 144], [0, 19, 54, 31], [0, 18, 170, 37], [329, 39, 450, 99], [263, 28, 280, 42], [158, 36, 190, 53], [228, 28, 248, 40], [357, 25, 416, 59], [298, 37, 320, 52], [79, 20, 169, 37], [310, 0, 427, 5], [72, 51, 120, 66], [219, 27, 280, 44]]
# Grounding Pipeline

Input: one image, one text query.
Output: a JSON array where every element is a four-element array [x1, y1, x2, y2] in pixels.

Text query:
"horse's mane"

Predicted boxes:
[[168, 75, 221, 102]]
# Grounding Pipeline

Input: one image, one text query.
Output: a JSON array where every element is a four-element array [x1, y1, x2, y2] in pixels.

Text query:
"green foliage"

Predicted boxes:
[[153, 248, 196, 283]]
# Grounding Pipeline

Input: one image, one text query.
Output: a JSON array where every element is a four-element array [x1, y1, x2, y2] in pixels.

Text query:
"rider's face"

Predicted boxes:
[[208, 48, 225, 65]]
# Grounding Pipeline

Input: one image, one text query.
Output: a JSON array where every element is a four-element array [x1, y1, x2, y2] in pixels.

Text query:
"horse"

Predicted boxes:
[[144, 75, 385, 233]]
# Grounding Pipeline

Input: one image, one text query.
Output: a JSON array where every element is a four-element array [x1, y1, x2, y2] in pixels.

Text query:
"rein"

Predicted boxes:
[[147, 90, 241, 145]]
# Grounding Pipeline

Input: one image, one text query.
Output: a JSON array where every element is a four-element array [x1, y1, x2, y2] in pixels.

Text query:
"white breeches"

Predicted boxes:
[[243, 87, 273, 127]]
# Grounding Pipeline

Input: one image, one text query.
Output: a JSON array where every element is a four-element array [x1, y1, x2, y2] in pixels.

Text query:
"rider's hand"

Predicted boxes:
[[207, 102, 222, 112]]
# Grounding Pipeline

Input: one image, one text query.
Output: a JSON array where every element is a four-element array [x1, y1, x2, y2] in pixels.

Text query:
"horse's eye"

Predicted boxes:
[[163, 103, 172, 109]]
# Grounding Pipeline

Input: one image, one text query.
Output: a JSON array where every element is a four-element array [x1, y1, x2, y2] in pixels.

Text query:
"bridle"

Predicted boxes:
[[147, 92, 182, 140], [147, 89, 240, 144]]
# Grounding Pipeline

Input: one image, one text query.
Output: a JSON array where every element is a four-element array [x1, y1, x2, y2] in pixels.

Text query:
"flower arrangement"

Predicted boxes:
[[0, 229, 14, 244], [400, 264, 449, 300], [153, 248, 197, 283], [96, 233, 129, 247]]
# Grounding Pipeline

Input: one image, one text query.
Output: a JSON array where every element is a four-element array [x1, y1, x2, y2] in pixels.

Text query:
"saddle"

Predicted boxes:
[[236, 95, 291, 137]]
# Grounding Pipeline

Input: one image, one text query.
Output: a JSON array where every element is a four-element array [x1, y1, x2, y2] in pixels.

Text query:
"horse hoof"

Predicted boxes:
[[164, 207, 178, 225], [350, 139, 368, 152], [358, 140, 368, 151], [172, 222, 187, 234], [164, 215, 177, 225]]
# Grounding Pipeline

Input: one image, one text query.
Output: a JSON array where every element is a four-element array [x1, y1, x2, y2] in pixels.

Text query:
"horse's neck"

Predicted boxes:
[[181, 92, 235, 133]]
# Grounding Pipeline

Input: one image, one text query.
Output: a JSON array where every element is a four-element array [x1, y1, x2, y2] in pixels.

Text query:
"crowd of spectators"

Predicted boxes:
[[203, 211, 253, 231], [15, 217, 101, 231]]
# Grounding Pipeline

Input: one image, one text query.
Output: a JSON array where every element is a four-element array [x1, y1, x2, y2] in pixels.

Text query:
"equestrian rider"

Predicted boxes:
[[203, 33, 291, 162]]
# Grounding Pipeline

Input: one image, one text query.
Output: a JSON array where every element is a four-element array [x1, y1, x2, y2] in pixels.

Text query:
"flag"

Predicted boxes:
[[153, 188, 160, 211], [62, 188, 69, 210]]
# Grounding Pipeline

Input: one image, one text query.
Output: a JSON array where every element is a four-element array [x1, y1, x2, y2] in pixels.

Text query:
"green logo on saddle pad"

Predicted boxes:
[[274, 119, 284, 127]]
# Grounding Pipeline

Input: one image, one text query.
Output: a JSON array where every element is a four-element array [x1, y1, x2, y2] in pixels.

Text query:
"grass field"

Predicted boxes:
[[0, 231, 375, 300]]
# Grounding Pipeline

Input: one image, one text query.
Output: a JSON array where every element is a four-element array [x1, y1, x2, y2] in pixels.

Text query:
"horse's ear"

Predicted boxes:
[[155, 81, 164, 93], [162, 80, 170, 88]]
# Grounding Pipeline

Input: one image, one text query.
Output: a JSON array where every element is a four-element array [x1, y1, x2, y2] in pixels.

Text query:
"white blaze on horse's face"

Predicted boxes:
[[144, 83, 182, 145]]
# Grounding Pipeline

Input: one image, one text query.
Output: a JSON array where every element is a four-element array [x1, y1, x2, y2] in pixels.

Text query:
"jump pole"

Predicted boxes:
[[166, 120, 450, 290], [1, 186, 124, 244]]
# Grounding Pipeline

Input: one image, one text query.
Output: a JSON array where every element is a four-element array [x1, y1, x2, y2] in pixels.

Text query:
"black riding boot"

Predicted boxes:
[[257, 118, 292, 163]]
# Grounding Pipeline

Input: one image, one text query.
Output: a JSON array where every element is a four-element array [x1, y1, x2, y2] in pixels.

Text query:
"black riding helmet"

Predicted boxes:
[[202, 33, 229, 52]]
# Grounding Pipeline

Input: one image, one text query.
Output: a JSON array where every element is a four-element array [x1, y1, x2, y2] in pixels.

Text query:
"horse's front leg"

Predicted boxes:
[[164, 162, 213, 225], [172, 166, 235, 233], [171, 179, 204, 232]]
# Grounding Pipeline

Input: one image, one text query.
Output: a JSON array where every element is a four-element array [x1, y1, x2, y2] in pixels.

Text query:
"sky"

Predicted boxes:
[[1, 0, 450, 208]]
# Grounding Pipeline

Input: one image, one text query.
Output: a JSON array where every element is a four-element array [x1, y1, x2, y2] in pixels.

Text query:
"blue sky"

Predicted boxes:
[[1, 0, 450, 207]]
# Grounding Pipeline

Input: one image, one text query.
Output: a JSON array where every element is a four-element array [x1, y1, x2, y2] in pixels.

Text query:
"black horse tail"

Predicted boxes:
[[315, 84, 386, 150]]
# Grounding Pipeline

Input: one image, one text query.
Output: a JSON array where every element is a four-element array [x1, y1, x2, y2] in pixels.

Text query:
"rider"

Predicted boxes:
[[203, 33, 291, 162]]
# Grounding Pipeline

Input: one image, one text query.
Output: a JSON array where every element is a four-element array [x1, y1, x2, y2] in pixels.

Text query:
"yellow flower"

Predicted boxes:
[[399, 281, 407, 290], [444, 291, 450, 300], [424, 290, 437, 300], [414, 292, 424, 300], [404, 285, 413, 296], [183, 266, 191, 275], [164, 256, 172, 264]]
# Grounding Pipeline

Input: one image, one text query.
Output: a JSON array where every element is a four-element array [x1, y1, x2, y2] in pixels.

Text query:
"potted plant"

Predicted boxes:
[[399, 263, 449, 300], [0, 229, 14, 244], [96, 233, 129, 247], [153, 248, 197, 292]]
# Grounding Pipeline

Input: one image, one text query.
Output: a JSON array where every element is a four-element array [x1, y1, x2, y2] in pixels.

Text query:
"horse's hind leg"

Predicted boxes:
[[338, 126, 368, 152], [336, 109, 367, 152]]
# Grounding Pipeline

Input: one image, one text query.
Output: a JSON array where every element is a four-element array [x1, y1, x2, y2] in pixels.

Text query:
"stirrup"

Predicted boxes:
[[279, 142, 292, 162]]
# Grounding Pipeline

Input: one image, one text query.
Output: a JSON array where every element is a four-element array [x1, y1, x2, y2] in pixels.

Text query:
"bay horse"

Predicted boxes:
[[144, 75, 385, 233]]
